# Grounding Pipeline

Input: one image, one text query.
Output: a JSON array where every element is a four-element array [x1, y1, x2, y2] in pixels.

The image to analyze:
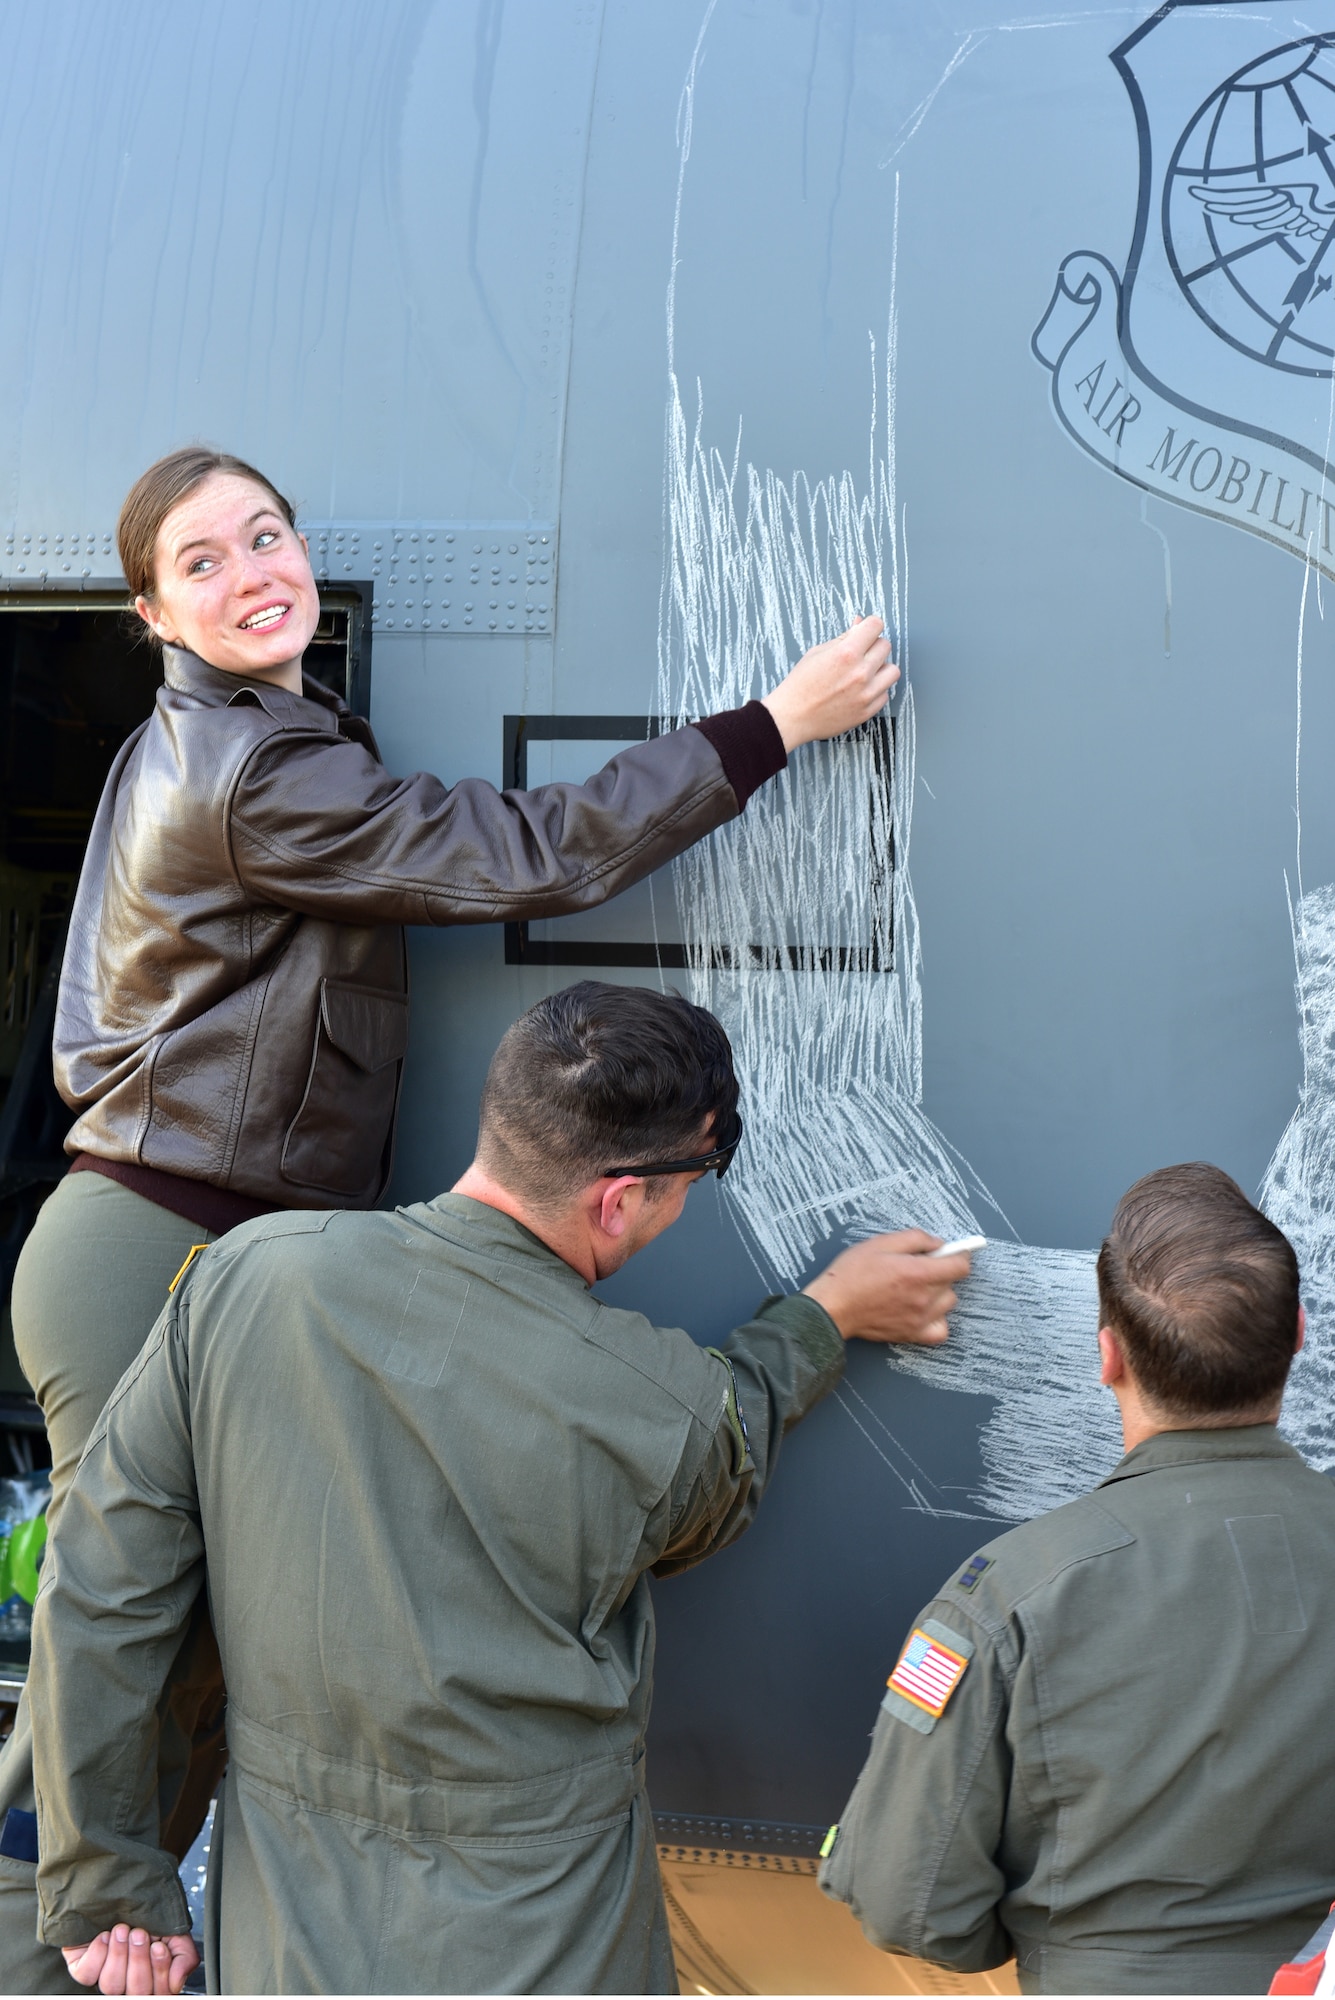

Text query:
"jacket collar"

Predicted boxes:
[[161, 645, 346, 731], [1098, 1422, 1301, 1488], [411, 1193, 590, 1289]]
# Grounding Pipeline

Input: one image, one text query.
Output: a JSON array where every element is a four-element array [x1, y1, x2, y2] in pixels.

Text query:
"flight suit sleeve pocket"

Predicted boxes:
[[281, 981, 409, 1196]]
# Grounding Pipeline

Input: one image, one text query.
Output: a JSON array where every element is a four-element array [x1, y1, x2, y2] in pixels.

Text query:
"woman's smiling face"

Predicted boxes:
[[136, 471, 322, 681]]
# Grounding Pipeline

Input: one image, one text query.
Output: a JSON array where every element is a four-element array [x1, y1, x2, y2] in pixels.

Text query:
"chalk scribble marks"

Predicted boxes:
[[656, 6, 1330, 1523], [657, 136, 1119, 1518], [655, 346, 1120, 1517], [1261, 882, 1335, 1470]]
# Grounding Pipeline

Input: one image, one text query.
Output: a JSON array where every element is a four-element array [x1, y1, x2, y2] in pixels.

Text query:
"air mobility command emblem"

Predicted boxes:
[[882, 1618, 974, 1735], [1033, 6, 1335, 585]]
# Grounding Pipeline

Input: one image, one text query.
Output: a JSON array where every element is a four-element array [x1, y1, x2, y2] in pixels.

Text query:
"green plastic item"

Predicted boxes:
[[0, 1514, 47, 1607]]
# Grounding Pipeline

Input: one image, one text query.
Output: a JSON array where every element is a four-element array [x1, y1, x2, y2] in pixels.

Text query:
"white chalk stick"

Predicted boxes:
[[930, 1234, 987, 1259]]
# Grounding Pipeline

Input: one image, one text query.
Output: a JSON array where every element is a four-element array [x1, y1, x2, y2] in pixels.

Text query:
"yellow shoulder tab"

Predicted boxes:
[[168, 1244, 211, 1296]]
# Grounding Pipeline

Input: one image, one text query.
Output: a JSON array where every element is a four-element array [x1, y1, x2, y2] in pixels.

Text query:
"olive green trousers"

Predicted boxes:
[[0, 1172, 225, 1993]]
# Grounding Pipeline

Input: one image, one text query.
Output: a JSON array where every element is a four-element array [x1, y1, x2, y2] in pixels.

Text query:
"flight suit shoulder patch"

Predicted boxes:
[[882, 1617, 973, 1735], [956, 1552, 994, 1593], [703, 1347, 753, 1475]]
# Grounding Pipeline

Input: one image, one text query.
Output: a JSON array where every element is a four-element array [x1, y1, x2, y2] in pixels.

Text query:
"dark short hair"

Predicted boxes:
[[118, 448, 296, 604], [477, 981, 738, 1211], [1097, 1162, 1300, 1419]]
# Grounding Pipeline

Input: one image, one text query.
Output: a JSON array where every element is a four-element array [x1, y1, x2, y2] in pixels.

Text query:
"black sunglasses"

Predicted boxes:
[[604, 1109, 743, 1183]]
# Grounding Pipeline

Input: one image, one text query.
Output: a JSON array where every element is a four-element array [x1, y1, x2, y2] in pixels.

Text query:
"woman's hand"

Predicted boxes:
[[62, 1924, 199, 1995], [761, 615, 899, 751]]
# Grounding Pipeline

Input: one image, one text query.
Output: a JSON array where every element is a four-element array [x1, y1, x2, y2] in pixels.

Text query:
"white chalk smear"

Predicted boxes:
[[661, 37, 1119, 1516], [656, 319, 1120, 1515], [1261, 882, 1335, 1470], [1260, 546, 1335, 1473], [660, 6, 1324, 1522]]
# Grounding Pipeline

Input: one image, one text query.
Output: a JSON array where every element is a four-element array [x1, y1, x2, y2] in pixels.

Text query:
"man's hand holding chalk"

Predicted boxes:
[[931, 1234, 987, 1259], [803, 1229, 979, 1347]]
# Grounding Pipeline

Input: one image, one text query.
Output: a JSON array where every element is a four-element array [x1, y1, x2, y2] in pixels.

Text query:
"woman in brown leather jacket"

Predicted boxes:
[[0, 445, 895, 1992], [16, 444, 893, 1509]]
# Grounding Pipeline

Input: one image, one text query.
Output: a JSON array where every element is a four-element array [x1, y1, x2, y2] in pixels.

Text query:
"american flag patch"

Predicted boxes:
[[887, 1627, 969, 1718]]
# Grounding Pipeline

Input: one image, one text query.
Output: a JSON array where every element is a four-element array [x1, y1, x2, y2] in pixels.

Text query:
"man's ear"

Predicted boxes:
[[1098, 1325, 1125, 1388], [597, 1176, 642, 1240], [1297, 1302, 1307, 1354]]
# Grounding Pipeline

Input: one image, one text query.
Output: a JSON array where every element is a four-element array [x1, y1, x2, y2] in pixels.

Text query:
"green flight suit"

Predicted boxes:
[[28, 1194, 844, 1995], [820, 1426, 1335, 1996]]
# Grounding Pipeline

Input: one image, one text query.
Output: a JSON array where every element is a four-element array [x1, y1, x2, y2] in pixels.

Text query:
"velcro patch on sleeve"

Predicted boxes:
[[956, 1552, 994, 1593], [882, 1618, 973, 1734]]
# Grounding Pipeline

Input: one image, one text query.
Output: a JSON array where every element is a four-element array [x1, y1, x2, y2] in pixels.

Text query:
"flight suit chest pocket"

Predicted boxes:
[[281, 980, 409, 1196]]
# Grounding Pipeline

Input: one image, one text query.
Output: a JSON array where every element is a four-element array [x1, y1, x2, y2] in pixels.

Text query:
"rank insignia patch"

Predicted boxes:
[[887, 1626, 970, 1719], [957, 1553, 993, 1594]]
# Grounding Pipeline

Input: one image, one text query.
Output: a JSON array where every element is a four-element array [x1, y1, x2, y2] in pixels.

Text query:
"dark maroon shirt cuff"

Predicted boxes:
[[693, 701, 787, 811]]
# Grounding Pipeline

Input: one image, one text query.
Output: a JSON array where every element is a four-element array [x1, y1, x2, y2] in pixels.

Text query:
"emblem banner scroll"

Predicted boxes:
[[1034, 250, 1335, 581]]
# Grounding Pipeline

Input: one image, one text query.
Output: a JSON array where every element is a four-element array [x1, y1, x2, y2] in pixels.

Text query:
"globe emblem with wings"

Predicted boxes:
[[1164, 33, 1335, 375]]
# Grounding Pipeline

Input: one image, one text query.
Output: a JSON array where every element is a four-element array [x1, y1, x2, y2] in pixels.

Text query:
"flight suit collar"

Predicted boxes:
[[1098, 1422, 1301, 1488], [162, 643, 344, 731], [413, 1193, 591, 1290]]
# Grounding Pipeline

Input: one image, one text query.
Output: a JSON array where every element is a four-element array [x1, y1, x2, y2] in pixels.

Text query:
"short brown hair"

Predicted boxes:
[[1097, 1163, 1300, 1420], [477, 981, 739, 1213], [116, 448, 295, 602]]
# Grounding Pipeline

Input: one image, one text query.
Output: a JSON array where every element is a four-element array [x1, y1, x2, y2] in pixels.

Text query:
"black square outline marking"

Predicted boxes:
[[502, 713, 894, 972]]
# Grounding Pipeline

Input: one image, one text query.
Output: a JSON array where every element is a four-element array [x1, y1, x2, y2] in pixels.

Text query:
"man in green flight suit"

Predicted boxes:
[[821, 1161, 1335, 1997], [27, 980, 971, 1997]]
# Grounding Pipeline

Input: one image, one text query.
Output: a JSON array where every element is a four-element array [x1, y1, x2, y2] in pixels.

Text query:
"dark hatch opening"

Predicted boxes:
[[0, 585, 371, 1440]]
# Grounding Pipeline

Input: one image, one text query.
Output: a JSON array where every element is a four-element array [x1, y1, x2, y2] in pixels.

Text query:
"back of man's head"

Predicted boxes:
[[476, 980, 738, 1215], [1096, 1162, 1300, 1423]]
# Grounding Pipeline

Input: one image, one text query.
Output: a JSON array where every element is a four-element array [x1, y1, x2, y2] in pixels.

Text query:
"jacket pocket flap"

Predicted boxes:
[[319, 981, 409, 1073]]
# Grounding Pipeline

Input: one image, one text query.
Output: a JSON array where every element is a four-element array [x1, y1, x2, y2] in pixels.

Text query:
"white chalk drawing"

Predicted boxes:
[[655, 340, 1119, 1520], [658, 8, 1335, 1521], [1260, 881, 1335, 1468], [1259, 557, 1335, 1473], [657, 14, 1119, 1523]]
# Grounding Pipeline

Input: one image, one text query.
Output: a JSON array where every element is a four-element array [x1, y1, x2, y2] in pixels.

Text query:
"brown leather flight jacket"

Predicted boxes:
[[55, 648, 751, 1209]]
